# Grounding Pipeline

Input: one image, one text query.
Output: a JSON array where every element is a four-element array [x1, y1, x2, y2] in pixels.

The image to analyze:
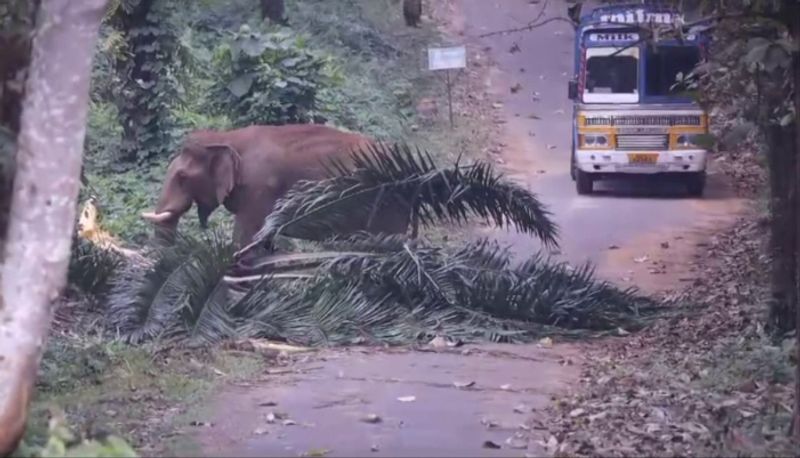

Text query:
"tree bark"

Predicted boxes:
[[0, 0, 41, 254], [790, 3, 800, 441], [765, 121, 798, 335], [403, 0, 422, 27], [0, 0, 107, 454], [260, 0, 287, 25]]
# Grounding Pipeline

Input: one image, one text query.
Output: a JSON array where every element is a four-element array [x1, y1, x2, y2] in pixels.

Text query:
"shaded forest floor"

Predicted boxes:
[[544, 211, 798, 456]]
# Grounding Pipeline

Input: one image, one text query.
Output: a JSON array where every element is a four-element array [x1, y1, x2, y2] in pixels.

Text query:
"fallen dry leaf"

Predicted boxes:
[[361, 414, 382, 424], [481, 417, 499, 428], [302, 448, 331, 457], [189, 420, 213, 427], [505, 436, 528, 450], [454, 381, 476, 389], [428, 336, 449, 348], [569, 408, 586, 418], [483, 440, 501, 449]]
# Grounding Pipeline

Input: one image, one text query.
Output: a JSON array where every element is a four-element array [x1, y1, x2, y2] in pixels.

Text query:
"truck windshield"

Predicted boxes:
[[583, 47, 639, 103], [645, 45, 700, 97]]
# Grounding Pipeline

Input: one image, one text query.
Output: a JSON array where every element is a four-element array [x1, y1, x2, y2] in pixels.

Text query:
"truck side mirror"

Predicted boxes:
[[568, 80, 578, 100]]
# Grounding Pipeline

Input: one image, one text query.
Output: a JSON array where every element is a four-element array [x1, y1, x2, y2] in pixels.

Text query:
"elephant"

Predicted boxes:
[[141, 124, 410, 250]]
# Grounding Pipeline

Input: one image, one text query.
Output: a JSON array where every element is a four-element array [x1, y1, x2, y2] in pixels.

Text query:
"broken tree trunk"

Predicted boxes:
[[0, 0, 107, 454]]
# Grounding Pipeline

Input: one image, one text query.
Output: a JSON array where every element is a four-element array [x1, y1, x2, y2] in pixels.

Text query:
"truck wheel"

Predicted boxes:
[[576, 169, 593, 195], [570, 151, 577, 181], [686, 172, 706, 197]]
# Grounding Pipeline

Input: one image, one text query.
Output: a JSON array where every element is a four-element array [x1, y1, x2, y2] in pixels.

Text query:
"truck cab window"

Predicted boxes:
[[586, 55, 638, 94], [645, 45, 700, 96]]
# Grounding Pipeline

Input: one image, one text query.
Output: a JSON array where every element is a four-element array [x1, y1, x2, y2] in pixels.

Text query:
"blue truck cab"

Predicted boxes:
[[567, 4, 711, 196]]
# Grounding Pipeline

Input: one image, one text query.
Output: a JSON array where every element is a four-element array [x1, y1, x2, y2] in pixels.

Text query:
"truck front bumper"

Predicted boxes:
[[575, 149, 707, 175]]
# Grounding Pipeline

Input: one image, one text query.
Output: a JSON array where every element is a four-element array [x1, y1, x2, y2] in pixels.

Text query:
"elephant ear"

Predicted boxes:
[[206, 144, 241, 205]]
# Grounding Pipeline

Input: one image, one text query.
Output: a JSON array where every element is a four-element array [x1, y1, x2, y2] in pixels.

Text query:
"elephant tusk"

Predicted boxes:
[[141, 211, 174, 223]]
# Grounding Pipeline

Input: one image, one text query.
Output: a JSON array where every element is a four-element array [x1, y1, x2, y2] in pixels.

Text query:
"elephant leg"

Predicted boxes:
[[232, 189, 279, 248]]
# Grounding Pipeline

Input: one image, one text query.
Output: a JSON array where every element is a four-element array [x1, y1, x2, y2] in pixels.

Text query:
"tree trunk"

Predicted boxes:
[[403, 0, 422, 27], [765, 121, 797, 335], [0, 0, 40, 254], [0, 0, 107, 454], [790, 4, 800, 442], [260, 0, 287, 25]]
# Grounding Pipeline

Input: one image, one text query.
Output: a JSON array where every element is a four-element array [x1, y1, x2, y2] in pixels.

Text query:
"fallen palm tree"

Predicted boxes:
[[105, 143, 658, 345]]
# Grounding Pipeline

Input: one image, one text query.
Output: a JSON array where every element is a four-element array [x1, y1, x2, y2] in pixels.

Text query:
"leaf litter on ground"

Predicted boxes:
[[540, 216, 798, 457]]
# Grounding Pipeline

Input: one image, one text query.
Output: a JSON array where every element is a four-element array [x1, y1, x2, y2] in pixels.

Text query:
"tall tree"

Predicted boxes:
[[106, 0, 180, 164], [0, 0, 39, 254], [0, 0, 107, 453]]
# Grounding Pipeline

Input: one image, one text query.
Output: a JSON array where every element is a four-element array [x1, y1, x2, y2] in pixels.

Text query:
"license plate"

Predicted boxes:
[[627, 153, 659, 165]]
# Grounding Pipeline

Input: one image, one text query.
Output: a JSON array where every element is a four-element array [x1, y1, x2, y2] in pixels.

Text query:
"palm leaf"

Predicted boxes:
[[239, 142, 558, 257], [106, 232, 235, 344]]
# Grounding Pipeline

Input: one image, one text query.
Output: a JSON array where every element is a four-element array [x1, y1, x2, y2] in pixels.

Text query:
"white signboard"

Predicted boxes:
[[427, 46, 466, 71], [599, 9, 683, 25], [589, 32, 640, 42]]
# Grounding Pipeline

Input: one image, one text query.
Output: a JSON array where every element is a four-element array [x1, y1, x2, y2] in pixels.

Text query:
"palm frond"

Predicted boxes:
[[227, 234, 658, 345], [105, 232, 233, 344], [244, 142, 558, 255], [67, 236, 124, 302]]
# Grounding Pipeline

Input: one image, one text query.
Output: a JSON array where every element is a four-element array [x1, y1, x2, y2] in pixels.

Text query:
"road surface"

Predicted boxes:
[[189, 1, 746, 456]]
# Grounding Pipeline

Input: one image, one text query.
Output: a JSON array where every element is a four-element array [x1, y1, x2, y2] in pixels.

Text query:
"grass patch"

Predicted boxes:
[[24, 333, 265, 455]]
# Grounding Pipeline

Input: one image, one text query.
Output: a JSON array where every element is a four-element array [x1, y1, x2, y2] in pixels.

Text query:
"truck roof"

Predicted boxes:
[[578, 3, 684, 29]]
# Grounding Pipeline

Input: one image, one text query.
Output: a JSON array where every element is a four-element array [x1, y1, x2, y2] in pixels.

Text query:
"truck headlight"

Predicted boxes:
[[676, 134, 702, 148], [580, 134, 610, 148]]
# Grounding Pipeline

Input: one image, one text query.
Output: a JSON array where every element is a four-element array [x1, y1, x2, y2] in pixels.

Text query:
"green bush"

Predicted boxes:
[[208, 24, 342, 127], [13, 410, 137, 458]]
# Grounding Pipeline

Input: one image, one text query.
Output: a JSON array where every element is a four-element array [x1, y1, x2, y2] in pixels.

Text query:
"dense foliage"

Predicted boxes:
[[209, 24, 340, 126], [79, 0, 435, 243]]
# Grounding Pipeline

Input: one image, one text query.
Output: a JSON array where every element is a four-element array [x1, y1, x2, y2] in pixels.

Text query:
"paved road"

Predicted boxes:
[[197, 345, 579, 457], [461, 0, 744, 286]]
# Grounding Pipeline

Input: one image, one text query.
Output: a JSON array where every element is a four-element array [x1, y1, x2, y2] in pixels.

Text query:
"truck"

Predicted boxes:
[[567, 3, 711, 196]]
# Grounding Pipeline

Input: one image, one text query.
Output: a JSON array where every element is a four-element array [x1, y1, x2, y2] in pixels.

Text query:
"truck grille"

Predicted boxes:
[[616, 134, 669, 150], [584, 115, 702, 126]]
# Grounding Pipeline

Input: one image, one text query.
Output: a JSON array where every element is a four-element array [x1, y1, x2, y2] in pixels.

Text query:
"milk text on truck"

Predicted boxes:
[[567, 5, 710, 196]]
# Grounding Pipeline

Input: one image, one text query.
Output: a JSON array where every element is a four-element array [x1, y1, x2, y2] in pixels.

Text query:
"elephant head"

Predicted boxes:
[[141, 137, 240, 238]]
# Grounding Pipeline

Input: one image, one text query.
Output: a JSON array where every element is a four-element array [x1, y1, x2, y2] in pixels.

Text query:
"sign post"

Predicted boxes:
[[427, 46, 466, 128]]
